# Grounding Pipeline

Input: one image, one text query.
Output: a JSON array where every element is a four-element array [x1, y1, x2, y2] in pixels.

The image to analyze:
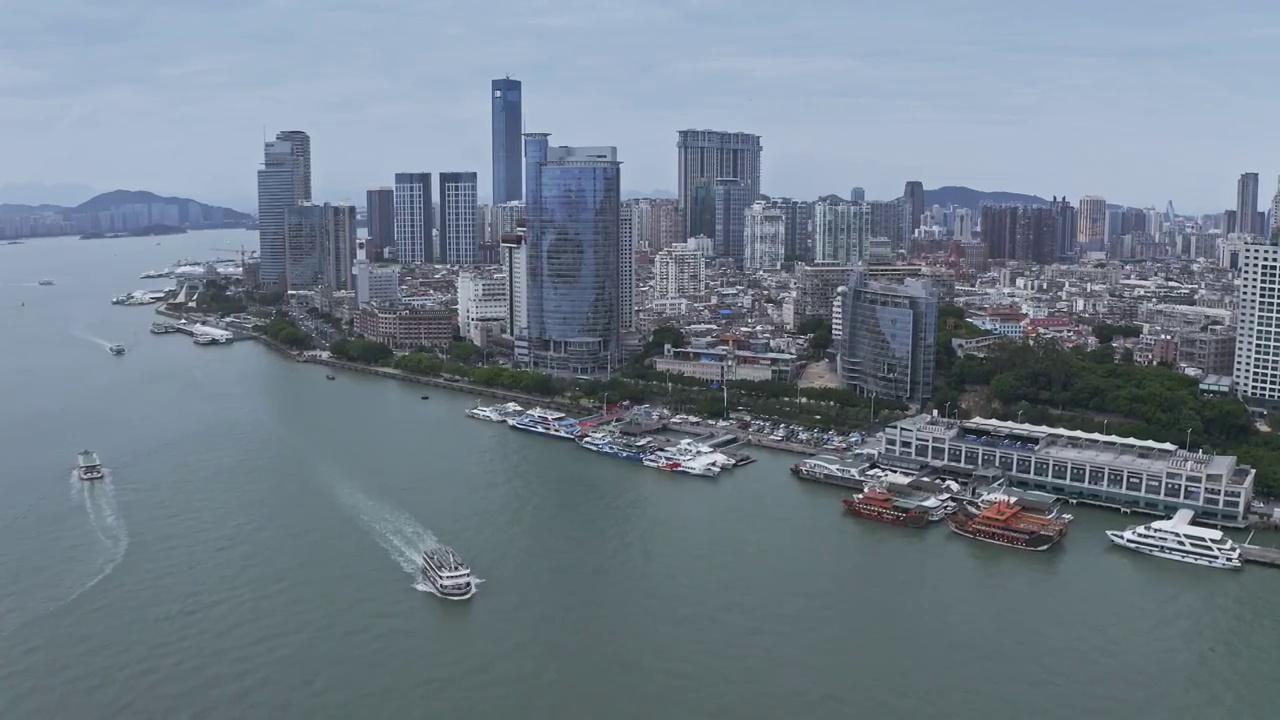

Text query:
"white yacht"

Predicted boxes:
[[506, 407, 581, 439], [76, 450, 104, 481], [642, 447, 721, 477], [420, 546, 475, 598], [467, 402, 524, 422], [150, 321, 177, 334], [1106, 509, 1242, 570]]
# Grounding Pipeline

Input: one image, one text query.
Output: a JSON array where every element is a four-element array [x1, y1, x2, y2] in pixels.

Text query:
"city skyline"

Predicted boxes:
[[3, 2, 1278, 213]]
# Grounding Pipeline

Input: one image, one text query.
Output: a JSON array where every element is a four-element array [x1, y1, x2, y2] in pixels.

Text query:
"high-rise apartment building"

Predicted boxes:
[[366, 187, 394, 257], [1050, 196, 1076, 258], [625, 198, 679, 253], [713, 178, 750, 263], [256, 131, 312, 289], [677, 129, 762, 240], [903, 180, 925, 242], [283, 202, 355, 291], [1237, 172, 1260, 236], [867, 199, 905, 253], [522, 133, 622, 375], [491, 78, 523, 204], [653, 243, 707, 299], [838, 271, 938, 405], [762, 197, 815, 262], [813, 200, 870, 264], [438, 172, 479, 265], [458, 269, 510, 344], [850, 187, 866, 203], [1270, 176, 1280, 241], [1076, 195, 1107, 252], [1234, 243, 1280, 412], [393, 173, 433, 264], [952, 208, 973, 240], [500, 228, 529, 339], [743, 201, 786, 271]]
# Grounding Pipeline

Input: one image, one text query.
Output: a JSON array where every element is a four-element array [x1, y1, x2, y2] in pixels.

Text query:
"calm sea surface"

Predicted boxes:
[[2, 230, 1279, 719]]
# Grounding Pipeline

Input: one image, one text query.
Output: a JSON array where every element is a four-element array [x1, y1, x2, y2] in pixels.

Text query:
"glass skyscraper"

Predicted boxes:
[[491, 78, 523, 205], [838, 270, 938, 405], [522, 133, 622, 375]]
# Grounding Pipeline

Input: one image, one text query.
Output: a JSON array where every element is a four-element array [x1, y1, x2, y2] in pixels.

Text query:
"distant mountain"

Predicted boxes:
[[924, 186, 1052, 210], [0, 189, 252, 223]]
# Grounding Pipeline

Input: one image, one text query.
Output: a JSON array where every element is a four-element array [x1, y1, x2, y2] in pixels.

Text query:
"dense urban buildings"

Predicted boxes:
[[520, 133, 622, 375], [676, 129, 762, 240], [365, 187, 394, 258], [837, 270, 938, 406], [491, 77, 523, 205], [457, 269, 509, 345], [256, 130, 312, 289], [1237, 172, 1260, 236], [393, 173, 433, 265], [438, 172, 479, 265]]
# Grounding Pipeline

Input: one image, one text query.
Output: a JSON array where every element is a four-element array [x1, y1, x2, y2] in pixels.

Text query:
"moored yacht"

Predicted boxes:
[[506, 407, 582, 439], [1106, 510, 1242, 569], [577, 431, 655, 461], [642, 447, 721, 477], [76, 450, 104, 481], [467, 402, 525, 422], [419, 546, 475, 598], [150, 321, 177, 334]]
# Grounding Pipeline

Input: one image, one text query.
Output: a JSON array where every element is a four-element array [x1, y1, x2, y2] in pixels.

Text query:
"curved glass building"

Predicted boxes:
[[522, 133, 622, 375]]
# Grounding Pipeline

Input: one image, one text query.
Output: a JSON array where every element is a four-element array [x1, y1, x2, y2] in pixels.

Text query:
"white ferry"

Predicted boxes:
[[642, 448, 721, 477], [76, 450, 104, 481], [671, 438, 736, 469], [1106, 509, 1243, 570], [150, 321, 177, 334], [577, 431, 655, 461], [467, 402, 525, 422], [506, 407, 581, 439], [420, 546, 475, 598]]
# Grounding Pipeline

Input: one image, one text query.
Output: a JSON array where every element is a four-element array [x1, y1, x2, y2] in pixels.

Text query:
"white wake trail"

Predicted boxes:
[[71, 330, 112, 350]]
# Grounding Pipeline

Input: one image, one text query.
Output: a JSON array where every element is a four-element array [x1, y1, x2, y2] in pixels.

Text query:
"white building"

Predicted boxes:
[[500, 233, 529, 339], [653, 242, 707, 299], [743, 201, 786, 271], [457, 270, 509, 345], [352, 242, 400, 306], [1234, 243, 1280, 412], [813, 201, 870, 264]]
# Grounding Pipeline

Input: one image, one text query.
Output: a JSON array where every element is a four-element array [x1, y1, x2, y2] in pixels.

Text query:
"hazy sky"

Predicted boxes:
[[2, 0, 1278, 212]]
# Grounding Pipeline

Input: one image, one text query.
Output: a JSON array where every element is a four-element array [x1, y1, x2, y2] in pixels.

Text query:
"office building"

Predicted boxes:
[[1235, 243, 1280, 412], [438, 172, 478, 265], [880, 415, 1255, 526], [813, 200, 870, 264], [283, 203, 355, 291], [1050, 196, 1076, 257], [653, 243, 707, 298], [677, 129, 762, 239], [491, 77, 523, 205], [713, 178, 750, 263], [393, 173, 433, 264], [458, 269, 510, 344], [352, 240, 401, 305], [1076, 195, 1107, 252], [522, 133, 622, 374], [743, 201, 786, 271], [1237, 172, 1260, 236], [492, 201, 525, 242], [256, 131, 311, 289], [366, 187, 394, 257], [850, 187, 866, 203], [903, 180, 925, 241], [837, 270, 938, 405], [355, 302, 455, 351]]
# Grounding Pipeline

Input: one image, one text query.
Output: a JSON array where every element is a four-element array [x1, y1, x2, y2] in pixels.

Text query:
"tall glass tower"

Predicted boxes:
[[491, 78, 523, 205], [522, 133, 622, 375]]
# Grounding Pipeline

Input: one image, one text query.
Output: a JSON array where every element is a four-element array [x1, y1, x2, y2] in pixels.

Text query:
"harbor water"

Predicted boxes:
[[2, 231, 1280, 718]]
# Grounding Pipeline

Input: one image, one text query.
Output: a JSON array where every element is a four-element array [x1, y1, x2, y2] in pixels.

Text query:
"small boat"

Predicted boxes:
[[76, 450, 104, 481], [108, 344, 127, 355], [325, 374, 336, 380], [420, 395, 430, 400], [38, 279, 54, 286], [420, 546, 475, 599]]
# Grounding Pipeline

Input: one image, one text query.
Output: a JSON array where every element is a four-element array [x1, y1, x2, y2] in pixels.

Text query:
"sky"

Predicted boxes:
[[1, 0, 1278, 213]]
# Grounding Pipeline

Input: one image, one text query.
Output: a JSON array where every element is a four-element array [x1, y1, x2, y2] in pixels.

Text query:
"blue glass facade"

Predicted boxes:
[[838, 270, 937, 405], [491, 79, 522, 205], [523, 133, 622, 375]]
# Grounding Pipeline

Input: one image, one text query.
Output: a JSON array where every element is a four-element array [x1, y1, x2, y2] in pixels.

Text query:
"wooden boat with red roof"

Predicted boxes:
[[841, 486, 932, 528], [946, 489, 1072, 551]]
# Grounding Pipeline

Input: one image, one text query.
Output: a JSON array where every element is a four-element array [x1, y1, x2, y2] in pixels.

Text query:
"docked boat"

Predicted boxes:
[[76, 450, 104, 481], [946, 489, 1072, 551], [419, 546, 475, 598], [641, 447, 721, 477], [1106, 510, 1242, 569], [38, 279, 54, 286], [791, 456, 874, 489], [467, 402, 524, 422], [108, 344, 127, 355], [506, 407, 582, 439], [149, 321, 177, 334], [842, 485, 931, 528], [325, 374, 335, 380], [577, 431, 655, 461]]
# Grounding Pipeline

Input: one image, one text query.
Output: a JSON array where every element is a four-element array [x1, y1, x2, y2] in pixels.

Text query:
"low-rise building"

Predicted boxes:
[[653, 345, 799, 383], [457, 270, 508, 344], [355, 302, 455, 351]]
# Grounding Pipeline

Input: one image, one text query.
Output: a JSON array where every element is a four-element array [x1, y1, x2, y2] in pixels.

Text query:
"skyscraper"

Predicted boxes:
[[743, 202, 786, 271], [838, 271, 938, 405], [1237, 172, 1260, 236], [814, 200, 870, 264], [1076, 195, 1107, 252], [1270, 176, 1280, 241], [903, 180, 925, 241], [491, 78, 522, 205], [1235, 243, 1280, 412], [522, 133, 622, 375], [394, 173, 433, 264], [438, 172, 479, 265], [256, 130, 312, 289], [283, 203, 355, 291], [713, 178, 750, 263], [762, 198, 814, 263], [1050, 196, 1076, 258], [677, 130, 762, 240], [366, 187, 394, 257]]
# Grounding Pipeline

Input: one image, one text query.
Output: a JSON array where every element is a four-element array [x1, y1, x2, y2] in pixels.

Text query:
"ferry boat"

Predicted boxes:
[[76, 450, 104, 481], [1105, 510, 1242, 570], [467, 402, 525, 422], [670, 439, 736, 469], [577, 431, 655, 461], [419, 546, 475, 598], [38, 279, 55, 286], [506, 407, 582, 439], [150, 321, 177, 334], [946, 490, 1072, 551], [791, 456, 874, 489], [641, 448, 721, 477], [842, 485, 931, 528], [108, 344, 127, 355]]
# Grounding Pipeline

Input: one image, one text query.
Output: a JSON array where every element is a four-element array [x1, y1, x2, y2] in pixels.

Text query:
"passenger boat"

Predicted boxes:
[[946, 490, 1072, 551], [1106, 509, 1242, 569], [842, 485, 931, 528], [76, 450, 104, 481], [506, 407, 582, 439], [149, 321, 176, 334], [641, 448, 721, 477], [419, 546, 475, 598], [38, 279, 55, 286], [108, 344, 127, 355], [791, 456, 875, 489], [467, 402, 524, 422], [577, 431, 655, 461]]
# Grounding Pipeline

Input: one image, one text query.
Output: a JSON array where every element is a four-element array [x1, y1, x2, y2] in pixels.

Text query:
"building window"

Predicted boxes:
[[1015, 457, 1032, 475], [1034, 460, 1049, 477], [1051, 463, 1067, 480]]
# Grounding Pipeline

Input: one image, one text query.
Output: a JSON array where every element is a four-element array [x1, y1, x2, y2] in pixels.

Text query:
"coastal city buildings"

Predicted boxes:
[[654, 344, 799, 383], [352, 248, 400, 305], [393, 173, 434, 265], [438, 172, 479, 265], [903, 180, 925, 242], [500, 229, 529, 339], [742, 202, 786, 271], [520, 133, 622, 375], [355, 302, 455, 350], [366, 187, 394, 258], [837, 270, 938, 406], [491, 77, 523, 205], [256, 130, 312, 289], [677, 129, 762, 240]]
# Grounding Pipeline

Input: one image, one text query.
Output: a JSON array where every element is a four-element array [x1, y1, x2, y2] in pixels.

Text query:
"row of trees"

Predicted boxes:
[[263, 317, 312, 349], [330, 338, 394, 365]]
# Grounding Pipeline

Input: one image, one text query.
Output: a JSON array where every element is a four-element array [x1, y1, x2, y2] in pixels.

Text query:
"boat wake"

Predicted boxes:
[[328, 481, 480, 596], [71, 330, 113, 351], [68, 471, 129, 599]]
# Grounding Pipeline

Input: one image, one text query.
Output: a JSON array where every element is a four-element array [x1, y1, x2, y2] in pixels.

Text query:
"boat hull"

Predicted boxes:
[[77, 468, 104, 481], [420, 571, 476, 598], [1105, 531, 1242, 569], [841, 499, 928, 528], [508, 422, 579, 439], [945, 516, 1064, 551]]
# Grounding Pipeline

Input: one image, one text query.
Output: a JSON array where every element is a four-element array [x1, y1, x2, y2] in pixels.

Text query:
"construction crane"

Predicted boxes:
[[208, 245, 257, 266]]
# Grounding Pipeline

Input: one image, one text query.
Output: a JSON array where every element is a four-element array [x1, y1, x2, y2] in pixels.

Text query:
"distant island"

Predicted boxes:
[[0, 189, 252, 241], [80, 224, 188, 240]]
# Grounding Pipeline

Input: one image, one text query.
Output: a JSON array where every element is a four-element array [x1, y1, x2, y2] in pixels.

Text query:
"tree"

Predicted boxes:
[[331, 338, 393, 364], [448, 341, 482, 365]]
